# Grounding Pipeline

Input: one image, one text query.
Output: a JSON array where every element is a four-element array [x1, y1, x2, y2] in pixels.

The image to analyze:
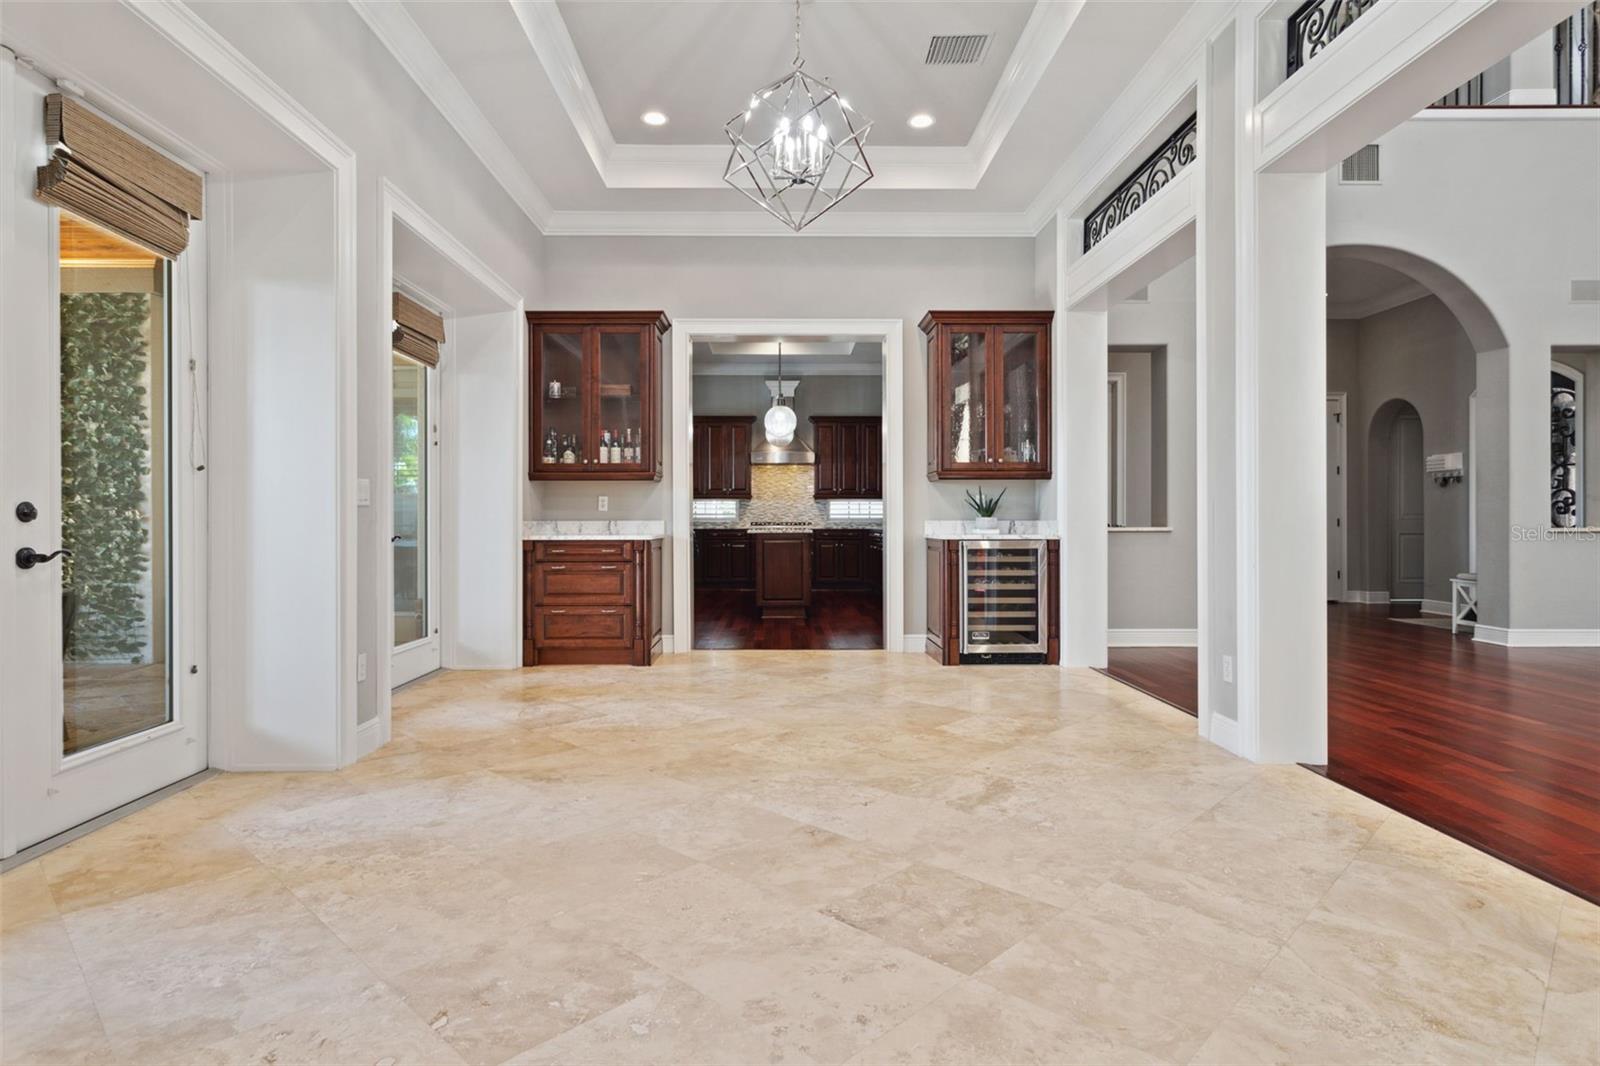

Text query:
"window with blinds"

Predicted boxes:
[[393, 292, 445, 367]]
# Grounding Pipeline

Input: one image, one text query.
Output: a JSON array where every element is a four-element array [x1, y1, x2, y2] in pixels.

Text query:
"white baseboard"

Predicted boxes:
[[901, 633, 927, 654], [1108, 628, 1198, 648], [356, 716, 384, 758], [1344, 590, 1390, 604], [1421, 599, 1451, 617], [1474, 626, 1600, 648], [1207, 712, 1241, 755], [660, 634, 676, 654]]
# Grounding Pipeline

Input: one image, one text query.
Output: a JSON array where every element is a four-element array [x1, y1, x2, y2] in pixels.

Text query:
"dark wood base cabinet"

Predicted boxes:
[[523, 539, 663, 666], [925, 538, 1059, 666], [693, 529, 754, 588], [755, 531, 812, 621], [812, 529, 882, 591]]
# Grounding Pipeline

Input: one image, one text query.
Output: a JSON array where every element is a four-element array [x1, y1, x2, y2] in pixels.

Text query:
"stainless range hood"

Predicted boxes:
[[750, 436, 815, 465]]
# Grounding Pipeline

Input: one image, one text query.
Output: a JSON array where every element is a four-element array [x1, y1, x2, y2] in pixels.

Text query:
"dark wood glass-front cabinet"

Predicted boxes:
[[920, 311, 1052, 480], [693, 416, 755, 499], [529, 311, 669, 481], [811, 416, 882, 499]]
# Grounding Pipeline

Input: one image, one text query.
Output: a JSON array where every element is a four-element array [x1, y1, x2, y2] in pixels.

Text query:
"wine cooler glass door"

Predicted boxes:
[[960, 541, 1046, 655]]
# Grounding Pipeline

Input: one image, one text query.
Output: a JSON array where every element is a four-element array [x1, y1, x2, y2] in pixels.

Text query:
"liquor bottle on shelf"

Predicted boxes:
[[561, 434, 577, 464], [543, 429, 557, 464], [609, 431, 623, 465], [598, 430, 612, 464], [625, 428, 637, 463]]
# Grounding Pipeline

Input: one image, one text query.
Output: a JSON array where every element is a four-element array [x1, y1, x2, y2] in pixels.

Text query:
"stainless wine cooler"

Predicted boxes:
[[959, 540, 1049, 662]]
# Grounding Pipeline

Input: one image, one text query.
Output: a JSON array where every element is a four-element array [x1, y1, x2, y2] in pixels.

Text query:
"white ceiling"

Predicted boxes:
[[557, 1, 1033, 148], [1326, 258, 1432, 319], [693, 338, 884, 376], [355, 0, 1199, 233]]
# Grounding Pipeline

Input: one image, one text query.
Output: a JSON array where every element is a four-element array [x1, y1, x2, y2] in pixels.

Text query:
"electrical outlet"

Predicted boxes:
[[597, 495, 609, 512], [1221, 655, 1233, 684], [357, 652, 368, 683], [356, 478, 371, 506]]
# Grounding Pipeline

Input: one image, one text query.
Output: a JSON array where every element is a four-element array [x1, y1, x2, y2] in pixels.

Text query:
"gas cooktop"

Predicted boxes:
[[747, 522, 813, 533]]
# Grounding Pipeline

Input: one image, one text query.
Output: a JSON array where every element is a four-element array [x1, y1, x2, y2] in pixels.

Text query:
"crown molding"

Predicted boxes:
[[968, 0, 1084, 177], [540, 208, 1038, 238], [349, 0, 552, 227]]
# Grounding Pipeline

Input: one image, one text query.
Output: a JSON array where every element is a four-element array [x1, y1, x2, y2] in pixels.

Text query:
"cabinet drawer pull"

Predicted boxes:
[[599, 565, 619, 570], [547, 565, 567, 570], [548, 609, 567, 614], [600, 609, 618, 614]]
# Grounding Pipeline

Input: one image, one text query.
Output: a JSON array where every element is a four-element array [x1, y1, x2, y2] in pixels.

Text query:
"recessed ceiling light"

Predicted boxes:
[[907, 113, 935, 130], [641, 110, 668, 126]]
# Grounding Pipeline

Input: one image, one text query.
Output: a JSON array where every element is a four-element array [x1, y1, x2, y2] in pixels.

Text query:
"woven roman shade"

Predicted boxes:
[[34, 95, 203, 260], [393, 293, 445, 367]]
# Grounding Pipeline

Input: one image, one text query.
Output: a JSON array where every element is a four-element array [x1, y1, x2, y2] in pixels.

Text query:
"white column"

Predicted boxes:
[[1057, 301, 1109, 668], [1241, 172, 1328, 764]]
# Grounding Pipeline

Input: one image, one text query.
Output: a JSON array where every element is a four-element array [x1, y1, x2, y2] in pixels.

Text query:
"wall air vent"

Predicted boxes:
[[1571, 279, 1600, 303], [1340, 144, 1381, 184], [925, 34, 990, 65]]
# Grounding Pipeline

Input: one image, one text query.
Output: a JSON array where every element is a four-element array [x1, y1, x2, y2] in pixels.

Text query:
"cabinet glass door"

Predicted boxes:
[[946, 330, 988, 466], [536, 329, 585, 470], [999, 329, 1044, 466], [597, 328, 645, 469]]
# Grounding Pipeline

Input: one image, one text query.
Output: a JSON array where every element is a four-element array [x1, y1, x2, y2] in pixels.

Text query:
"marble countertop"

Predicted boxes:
[[924, 520, 1060, 541], [522, 520, 665, 541]]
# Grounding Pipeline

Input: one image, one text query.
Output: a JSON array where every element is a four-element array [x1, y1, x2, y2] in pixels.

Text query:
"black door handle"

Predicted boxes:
[[16, 547, 71, 570]]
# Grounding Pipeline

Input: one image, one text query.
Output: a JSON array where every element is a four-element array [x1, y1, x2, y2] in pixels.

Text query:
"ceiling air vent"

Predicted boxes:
[[925, 34, 990, 65], [1340, 144, 1381, 184], [1571, 279, 1600, 303]]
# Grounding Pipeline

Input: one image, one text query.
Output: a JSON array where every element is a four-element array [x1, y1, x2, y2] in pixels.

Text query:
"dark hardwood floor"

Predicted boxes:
[[693, 589, 883, 650], [1326, 604, 1600, 903], [1099, 647, 1199, 716], [1098, 605, 1600, 903]]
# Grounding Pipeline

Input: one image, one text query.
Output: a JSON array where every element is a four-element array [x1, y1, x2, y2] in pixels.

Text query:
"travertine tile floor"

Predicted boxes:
[[2, 653, 1596, 1065]]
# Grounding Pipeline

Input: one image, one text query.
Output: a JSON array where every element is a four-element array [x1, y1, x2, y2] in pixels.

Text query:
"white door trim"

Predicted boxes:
[[1108, 372, 1128, 527], [1327, 392, 1348, 603], [377, 179, 524, 756], [670, 318, 904, 653]]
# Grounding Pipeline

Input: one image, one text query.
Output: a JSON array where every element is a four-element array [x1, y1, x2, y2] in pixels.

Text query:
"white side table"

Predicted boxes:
[[1450, 574, 1478, 634]]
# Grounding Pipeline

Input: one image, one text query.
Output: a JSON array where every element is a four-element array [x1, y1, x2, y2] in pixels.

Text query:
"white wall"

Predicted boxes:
[[1108, 260, 1197, 632], [188, 2, 548, 727], [537, 235, 1041, 636], [1328, 113, 1600, 634]]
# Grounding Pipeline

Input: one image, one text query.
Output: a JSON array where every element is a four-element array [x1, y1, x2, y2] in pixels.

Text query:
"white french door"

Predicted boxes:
[[0, 65, 208, 855], [391, 352, 441, 686]]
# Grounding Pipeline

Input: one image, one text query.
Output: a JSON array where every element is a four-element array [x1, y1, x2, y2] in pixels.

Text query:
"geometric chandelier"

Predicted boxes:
[[723, 0, 873, 232]]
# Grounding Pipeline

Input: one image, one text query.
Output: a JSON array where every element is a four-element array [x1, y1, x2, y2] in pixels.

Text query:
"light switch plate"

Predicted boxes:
[[598, 495, 609, 512], [1221, 655, 1233, 684], [357, 652, 368, 683], [356, 478, 371, 506]]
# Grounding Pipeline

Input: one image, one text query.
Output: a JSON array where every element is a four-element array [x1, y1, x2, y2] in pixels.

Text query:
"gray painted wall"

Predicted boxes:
[[1108, 349, 1155, 528], [1327, 295, 1476, 608], [1107, 261, 1197, 632], [693, 373, 882, 449], [536, 235, 1041, 637]]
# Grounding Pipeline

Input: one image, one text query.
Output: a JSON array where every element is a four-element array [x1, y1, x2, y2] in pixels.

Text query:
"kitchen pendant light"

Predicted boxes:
[[723, 0, 873, 232], [764, 341, 798, 444]]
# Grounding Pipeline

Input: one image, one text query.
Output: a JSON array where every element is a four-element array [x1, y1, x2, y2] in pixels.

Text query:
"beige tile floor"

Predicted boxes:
[[2, 652, 1596, 1065]]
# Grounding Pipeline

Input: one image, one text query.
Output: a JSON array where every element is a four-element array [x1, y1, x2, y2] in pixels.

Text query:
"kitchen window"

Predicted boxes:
[[828, 499, 883, 520]]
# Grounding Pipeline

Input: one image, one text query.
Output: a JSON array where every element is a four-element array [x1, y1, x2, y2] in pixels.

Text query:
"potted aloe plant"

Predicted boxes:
[[965, 486, 1005, 531]]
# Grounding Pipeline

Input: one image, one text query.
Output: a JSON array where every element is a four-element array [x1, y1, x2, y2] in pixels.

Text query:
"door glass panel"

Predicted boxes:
[[537, 330, 585, 466], [597, 330, 644, 467], [947, 331, 987, 464], [393, 354, 428, 646], [59, 214, 172, 756], [1001, 331, 1040, 464]]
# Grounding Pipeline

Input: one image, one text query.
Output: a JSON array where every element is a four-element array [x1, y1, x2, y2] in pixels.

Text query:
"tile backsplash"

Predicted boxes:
[[695, 464, 881, 526]]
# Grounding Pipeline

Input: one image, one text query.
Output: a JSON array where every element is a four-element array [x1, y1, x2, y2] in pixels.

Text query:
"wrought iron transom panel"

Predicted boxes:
[[1288, 0, 1381, 76], [1552, 370, 1581, 527], [1082, 113, 1197, 254]]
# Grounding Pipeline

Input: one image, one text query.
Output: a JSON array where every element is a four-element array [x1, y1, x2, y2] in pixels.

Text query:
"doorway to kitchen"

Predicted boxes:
[[671, 319, 905, 653]]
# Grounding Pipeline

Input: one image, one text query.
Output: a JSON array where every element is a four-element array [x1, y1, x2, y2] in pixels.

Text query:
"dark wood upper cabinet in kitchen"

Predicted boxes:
[[692, 416, 755, 499], [811, 416, 882, 499], [529, 311, 669, 481], [920, 311, 1052, 480]]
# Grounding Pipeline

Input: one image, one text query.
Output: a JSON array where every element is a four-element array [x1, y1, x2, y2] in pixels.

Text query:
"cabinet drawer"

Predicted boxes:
[[534, 540, 628, 562], [532, 606, 635, 648], [533, 562, 634, 604]]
